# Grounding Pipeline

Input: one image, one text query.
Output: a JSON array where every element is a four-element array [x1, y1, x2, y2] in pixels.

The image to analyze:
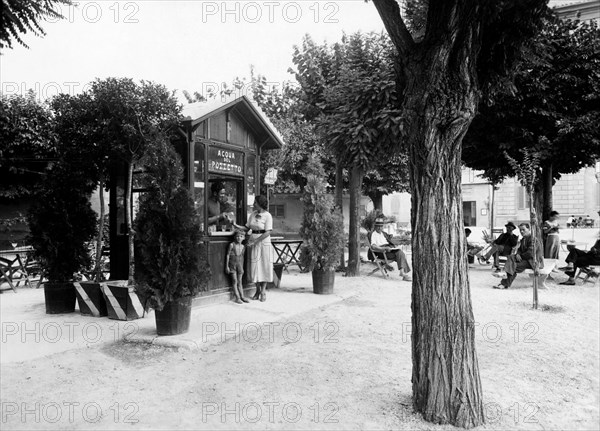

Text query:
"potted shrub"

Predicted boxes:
[[134, 138, 210, 335], [27, 165, 97, 314], [299, 157, 344, 294]]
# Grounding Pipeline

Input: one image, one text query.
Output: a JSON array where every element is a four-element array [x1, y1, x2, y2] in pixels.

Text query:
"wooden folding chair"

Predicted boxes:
[[366, 232, 391, 278]]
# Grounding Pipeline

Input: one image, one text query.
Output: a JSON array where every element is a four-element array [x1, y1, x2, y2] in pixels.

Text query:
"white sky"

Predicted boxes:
[[0, 0, 387, 103]]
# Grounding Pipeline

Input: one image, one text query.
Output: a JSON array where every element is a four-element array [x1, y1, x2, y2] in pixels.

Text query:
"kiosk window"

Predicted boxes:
[[207, 178, 243, 235], [247, 154, 256, 221]]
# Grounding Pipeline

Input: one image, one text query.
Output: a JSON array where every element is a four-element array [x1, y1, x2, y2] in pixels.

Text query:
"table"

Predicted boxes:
[[0, 246, 35, 292], [271, 239, 304, 272]]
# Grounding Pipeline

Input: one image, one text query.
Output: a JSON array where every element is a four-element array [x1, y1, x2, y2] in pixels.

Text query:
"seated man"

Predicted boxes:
[[369, 218, 412, 281], [559, 238, 600, 285], [494, 222, 543, 289], [478, 221, 519, 271]]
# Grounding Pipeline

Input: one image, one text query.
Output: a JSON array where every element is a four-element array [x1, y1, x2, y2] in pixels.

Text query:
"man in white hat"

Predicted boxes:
[[369, 217, 412, 281]]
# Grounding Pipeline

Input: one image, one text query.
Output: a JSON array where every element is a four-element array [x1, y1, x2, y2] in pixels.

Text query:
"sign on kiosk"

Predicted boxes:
[[208, 147, 243, 175], [265, 168, 278, 185]]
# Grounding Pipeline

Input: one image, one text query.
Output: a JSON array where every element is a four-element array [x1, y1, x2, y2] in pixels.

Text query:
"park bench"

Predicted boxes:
[[523, 258, 558, 289]]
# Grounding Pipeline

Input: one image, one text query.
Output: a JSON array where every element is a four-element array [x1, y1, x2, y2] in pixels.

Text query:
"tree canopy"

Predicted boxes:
[[0, 92, 57, 201], [1, 0, 72, 49], [463, 13, 600, 193]]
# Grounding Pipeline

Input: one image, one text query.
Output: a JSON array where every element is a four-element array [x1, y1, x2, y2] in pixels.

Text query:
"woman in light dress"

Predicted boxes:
[[543, 210, 560, 259], [233, 195, 273, 302]]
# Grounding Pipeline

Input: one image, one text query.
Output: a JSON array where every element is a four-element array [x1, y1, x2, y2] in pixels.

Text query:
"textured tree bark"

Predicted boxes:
[[346, 165, 364, 277], [404, 55, 484, 428]]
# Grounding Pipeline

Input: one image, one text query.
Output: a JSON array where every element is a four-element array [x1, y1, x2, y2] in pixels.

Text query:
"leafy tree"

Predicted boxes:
[[322, 32, 404, 275], [51, 92, 113, 281], [0, 92, 57, 201], [372, 0, 547, 426], [1, 0, 72, 49], [289, 32, 409, 276], [90, 78, 182, 285], [505, 149, 543, 308], [463, 14, 600, 221], [363, 154, 410, 209]]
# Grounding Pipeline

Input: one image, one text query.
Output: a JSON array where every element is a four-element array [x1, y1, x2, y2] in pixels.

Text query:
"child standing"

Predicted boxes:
[[225, 230, 249, 304]]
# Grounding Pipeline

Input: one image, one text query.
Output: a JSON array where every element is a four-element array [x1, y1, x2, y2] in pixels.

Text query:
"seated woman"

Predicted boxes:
[[369, 218, 411, 281]]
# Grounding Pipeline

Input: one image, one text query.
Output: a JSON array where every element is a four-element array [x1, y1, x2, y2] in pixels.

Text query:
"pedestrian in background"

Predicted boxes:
[[543, 210, 560, 259]]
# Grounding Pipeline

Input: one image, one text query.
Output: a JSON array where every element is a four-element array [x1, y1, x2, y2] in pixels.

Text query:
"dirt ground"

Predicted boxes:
[[1, 253, 599, 430]]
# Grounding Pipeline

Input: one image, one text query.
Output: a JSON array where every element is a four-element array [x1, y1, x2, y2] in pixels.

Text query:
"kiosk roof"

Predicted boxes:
[[182, 95, 284, 150]]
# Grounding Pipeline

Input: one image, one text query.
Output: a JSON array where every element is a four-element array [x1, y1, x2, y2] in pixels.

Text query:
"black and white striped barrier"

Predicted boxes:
[[102, 283, 144, 321], [74, 282, 108, 317]]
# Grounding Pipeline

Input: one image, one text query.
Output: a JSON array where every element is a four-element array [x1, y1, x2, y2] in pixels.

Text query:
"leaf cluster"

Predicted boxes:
[[0, 92, 57, 201], [289, 31, 409, 193], [1, 0, 72, 49], [90, 78, 182, 164], [134, 138, 210, 310], [463, 14, 600, 184]]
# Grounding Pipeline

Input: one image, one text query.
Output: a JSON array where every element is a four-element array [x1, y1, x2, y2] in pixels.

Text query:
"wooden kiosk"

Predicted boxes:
[[108, 96, 283, 304]]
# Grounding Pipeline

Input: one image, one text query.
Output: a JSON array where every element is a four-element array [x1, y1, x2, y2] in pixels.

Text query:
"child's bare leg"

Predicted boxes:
[[237, 270, 249, 302], [231, 273, 243, 303]]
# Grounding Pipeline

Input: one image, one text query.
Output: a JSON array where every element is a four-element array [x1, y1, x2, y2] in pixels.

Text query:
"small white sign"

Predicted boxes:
[[264, 168, 278, 185]]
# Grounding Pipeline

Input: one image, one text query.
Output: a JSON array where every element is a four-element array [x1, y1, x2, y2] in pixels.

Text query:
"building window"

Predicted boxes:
[[269, 204, 285, 218], [517, 186, 531, 210]]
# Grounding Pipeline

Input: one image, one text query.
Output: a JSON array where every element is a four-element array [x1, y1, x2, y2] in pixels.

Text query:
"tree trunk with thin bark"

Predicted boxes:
[[94, 180, 105, 282], [335, 161, 346, 269], [346, 165, 364, 276], [125, 161, 135, 286]]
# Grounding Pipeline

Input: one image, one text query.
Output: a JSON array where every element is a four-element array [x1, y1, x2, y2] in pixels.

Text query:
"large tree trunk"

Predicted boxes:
[[404, 58, 484, 427], [346, 165, 364, 276], [370, 191, 384, 212], [335, 161, 346, 269], [541, 163, 553, 221]]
